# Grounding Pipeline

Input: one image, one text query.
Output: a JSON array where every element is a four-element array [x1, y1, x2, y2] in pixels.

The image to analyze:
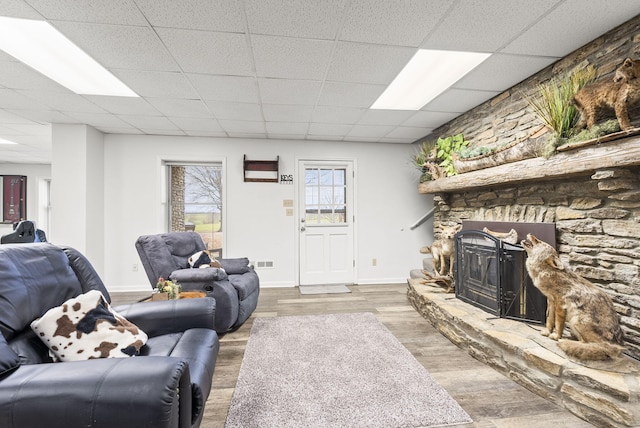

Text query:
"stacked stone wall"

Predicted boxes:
[[422, 16, 640, 360]]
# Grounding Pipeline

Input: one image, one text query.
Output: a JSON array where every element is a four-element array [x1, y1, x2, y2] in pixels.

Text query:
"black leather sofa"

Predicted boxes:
[[0, 243, 219, 428], [136, 232, 260, 333]]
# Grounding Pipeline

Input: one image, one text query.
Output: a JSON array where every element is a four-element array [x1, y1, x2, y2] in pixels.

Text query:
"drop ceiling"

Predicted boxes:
[[0, 0, 638, 164]]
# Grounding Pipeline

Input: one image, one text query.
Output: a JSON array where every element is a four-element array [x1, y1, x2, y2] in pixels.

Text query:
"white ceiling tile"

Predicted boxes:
[[169, 117, 223, 132], [2, 123, 50, 136], [454, 53, 558, 92], [95, 127, 144, 135], [245, 0, 346, 39], [343, 135, 380, 142], [503, 0, 640, 57], [252, 35, 334, 80], [84, 96, 162, 116], [379, 136, 419, 143], [340, 0, 448, 47], [146, 98, 212, 118], [357, 110, 415, 126], [262, 104, 313, 122], [206, 101, 264, 121], [421, 0, 558, 52], [156, 28, 254, 75], [384, 126, 430, 140], [308, 123, 352, 136], [226, 132, 268, 138], [0, 89, 50, 110], [17, 90, 106, 113], [218, 120, 266, 134], [184, 130, 228, 137], [0, 110, 39, 124], [347, 124, 394, 138], [311, 106, 366, 124], [327, 42, 414, 84], [64, 112, 134, 129], [26, 0, 147, 25], [0, 1, 638, 163], [135, 0, 244, 31], [138, 128, 186, 136], [317, 82, 385, 108], [188, 74, 260, 104], [0, 0, 44, 19], [306, 134, 344, 141], [119, 115, 179, 130], [403, 111, 459, 128], [258, 78, 322, 105], [112, 70, 199, 98], [265, 122, 309, 135], [52, 22, 179, 71], [0, 61, 69, 92], [425, 88, 500, 113]]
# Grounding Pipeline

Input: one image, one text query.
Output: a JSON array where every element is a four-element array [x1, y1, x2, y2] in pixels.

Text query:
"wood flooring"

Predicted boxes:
[[111, 284, 593, 428]]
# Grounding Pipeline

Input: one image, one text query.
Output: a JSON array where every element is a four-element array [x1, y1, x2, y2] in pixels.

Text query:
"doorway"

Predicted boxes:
[[297, 160, 355, 285]]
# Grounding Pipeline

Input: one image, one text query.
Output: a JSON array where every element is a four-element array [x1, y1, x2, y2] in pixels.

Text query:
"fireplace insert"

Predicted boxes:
[[455, 229, 547, 324]]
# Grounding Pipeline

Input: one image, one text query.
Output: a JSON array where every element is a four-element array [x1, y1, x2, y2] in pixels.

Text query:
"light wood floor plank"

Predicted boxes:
[[113, 284, 593, 427]]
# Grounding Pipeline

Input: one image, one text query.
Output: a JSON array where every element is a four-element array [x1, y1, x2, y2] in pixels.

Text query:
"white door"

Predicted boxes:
[[298, 160, 355, 285]]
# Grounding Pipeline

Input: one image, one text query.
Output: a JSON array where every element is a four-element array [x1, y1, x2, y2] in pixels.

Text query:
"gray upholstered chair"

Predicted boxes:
[[135, 232, 260, 333]]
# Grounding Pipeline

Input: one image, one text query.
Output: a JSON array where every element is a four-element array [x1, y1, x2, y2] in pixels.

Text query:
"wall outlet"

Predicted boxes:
[[132, 263, 138, 272], [372, 258, 377, 267]]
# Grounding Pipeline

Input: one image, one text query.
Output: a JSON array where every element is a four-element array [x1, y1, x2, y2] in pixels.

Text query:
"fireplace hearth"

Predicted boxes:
[[454, 221, 554, 324]]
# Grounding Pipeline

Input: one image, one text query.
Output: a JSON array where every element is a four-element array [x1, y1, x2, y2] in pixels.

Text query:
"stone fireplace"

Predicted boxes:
[[407, 15, 640, 427], [454, 221, 550, 324]]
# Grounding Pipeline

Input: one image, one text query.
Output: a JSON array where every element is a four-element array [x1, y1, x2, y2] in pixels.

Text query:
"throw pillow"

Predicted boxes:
[[188, 250, 223, 269], [30, 290, 148, 362]]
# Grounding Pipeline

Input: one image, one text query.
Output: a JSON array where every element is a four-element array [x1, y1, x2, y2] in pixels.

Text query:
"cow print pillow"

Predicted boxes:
[[31, 290, 148, 362]]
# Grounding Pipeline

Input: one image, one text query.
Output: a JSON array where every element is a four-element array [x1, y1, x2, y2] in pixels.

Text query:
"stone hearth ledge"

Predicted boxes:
[[407, 278, 640, 428]]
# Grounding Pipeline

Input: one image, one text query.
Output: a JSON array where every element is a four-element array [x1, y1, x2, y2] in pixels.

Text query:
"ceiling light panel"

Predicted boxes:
[[371, 49, 491, 110], [0, 16, 137, 97]]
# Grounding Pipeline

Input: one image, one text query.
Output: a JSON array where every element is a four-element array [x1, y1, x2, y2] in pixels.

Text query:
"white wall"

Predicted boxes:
[[0, 163, 51, 237], [103, 134, 434, 292], [50, 124, 105, 274]]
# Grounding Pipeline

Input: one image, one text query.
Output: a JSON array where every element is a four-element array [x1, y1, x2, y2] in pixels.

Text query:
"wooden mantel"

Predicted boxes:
[[418, 135, 640, 194]]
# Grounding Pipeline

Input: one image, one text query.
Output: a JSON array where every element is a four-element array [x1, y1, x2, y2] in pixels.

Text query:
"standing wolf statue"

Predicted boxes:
[[522, 234, 625, 361]]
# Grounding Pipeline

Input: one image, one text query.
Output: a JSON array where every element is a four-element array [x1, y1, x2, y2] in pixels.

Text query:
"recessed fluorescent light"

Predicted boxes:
[[371, 49, 490, 110], [0, 138, 18, 145], [0, 16, 138, 97]]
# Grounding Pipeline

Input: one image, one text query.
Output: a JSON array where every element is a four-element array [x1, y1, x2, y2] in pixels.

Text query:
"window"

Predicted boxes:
[[167, 163, 223, 257], [304, 167, 346, 225]]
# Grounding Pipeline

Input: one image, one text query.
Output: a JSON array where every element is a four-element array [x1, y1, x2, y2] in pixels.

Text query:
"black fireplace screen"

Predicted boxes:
[[455, 230, 547, 324]]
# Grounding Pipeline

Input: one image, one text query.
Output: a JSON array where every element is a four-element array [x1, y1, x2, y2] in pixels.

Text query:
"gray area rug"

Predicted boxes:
[[225, 312, 472, 428], [298, 284, 352, 295]]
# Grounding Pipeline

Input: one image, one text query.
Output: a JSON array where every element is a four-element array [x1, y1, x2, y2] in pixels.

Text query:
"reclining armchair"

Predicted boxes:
[[136, 232, 260, 333], [0, 220, 47, 243], [0, 243, 219, 428]]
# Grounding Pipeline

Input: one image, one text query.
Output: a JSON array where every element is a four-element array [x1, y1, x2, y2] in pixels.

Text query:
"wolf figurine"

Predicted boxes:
[[521, 234, 625, 360], [420, 224, 461, 277]]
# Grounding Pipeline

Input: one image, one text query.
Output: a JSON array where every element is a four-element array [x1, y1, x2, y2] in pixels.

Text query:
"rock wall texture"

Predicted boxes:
[[420, 16, 640, 360]]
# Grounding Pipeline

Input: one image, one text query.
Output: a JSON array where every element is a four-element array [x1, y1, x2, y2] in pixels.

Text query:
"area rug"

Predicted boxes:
[[225, 312, 472, 428], [298, 284, 352, 295]]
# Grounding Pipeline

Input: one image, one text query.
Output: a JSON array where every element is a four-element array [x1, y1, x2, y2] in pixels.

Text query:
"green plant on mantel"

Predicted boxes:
[[525, 66, 596, 157], [436, 134, 469, 176]]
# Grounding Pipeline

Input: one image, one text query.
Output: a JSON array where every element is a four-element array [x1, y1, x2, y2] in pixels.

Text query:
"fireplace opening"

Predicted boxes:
[[454, 221, 554, 324]]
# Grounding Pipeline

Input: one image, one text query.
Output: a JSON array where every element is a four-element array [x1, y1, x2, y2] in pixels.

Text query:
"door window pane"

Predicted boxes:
[[304, 167, 347, 225]]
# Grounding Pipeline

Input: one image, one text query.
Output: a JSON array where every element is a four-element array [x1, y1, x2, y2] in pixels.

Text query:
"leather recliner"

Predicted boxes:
[[0, 220, 47, 243], [135, 231, 260, 333], [0, 243, 219, 428]]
